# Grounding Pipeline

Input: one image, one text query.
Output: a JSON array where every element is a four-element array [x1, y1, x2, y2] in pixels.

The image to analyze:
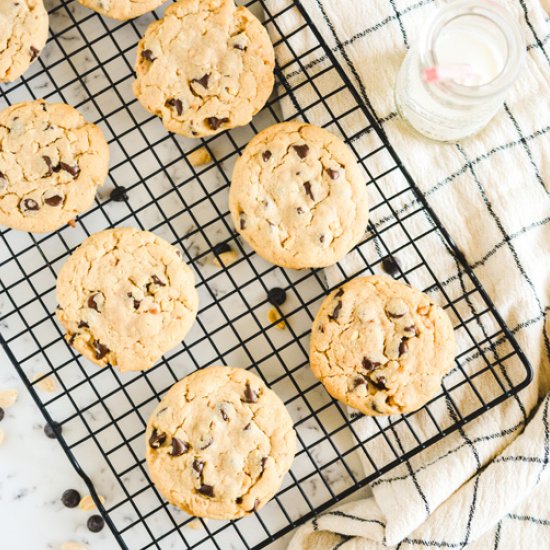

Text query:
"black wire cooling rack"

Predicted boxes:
[[0, 0, 533, 548]]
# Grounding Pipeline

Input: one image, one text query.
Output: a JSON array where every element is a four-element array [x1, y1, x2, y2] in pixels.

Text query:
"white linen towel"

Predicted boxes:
[[263, 0, 550, 548]]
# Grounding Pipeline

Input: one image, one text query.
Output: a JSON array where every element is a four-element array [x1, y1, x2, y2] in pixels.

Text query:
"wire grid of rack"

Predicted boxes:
[[0, 0, 533, 548]]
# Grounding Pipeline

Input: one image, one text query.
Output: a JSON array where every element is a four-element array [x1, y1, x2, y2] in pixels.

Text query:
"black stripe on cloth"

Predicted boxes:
[[507, 513, 550, 526], [389, 0, 410, 48], [331, 535, 353, 550], [536, 395, 550, 483], [322, 510, 386, 527], [492, 520, 503, 550], [518, 0, 550, 67]]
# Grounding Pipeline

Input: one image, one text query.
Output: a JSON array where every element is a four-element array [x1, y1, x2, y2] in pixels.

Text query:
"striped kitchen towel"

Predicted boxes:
[[263, 0, 550, 548]]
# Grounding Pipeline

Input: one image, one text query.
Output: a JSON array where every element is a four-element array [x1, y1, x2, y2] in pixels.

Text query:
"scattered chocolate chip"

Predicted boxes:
[[56, 162, 80, 178], [213, 242, 231, 255], [87, 515, 105, 533], [91, 340, 109, 360], [297, 206, 304, 214], [267, 287, 286, 306], [87, 293, 102, 312], [198, 485, 215, 498], [0, 408, 4, 422], [293, 144, 309, 159], [61, 489, 81, 508], [191, 74, 210, 88], [127, 292, 140, 310], [335, 288, 344, 297], [326, 168, 340, 180], [303, 181, 314, 200], [206, 116, 229, 131], [319, 234, 326, 244], [329, 300, 342, 320], [371, 376, 388, 390], [151, 275, 166, 287], [44, 194, 63, 207], [170, 438, 190, 456], [239, 213, 246, 230], [42, 155, 53, 177], [236, 496, 243, 504], [149, 428, 167, 449], [362, 357, 380, 371], [44, 421, 62, 439], [166, 98, 183, 116], [110, 186, 128, 202], [141, 49, 156, 62], [242, 382, 259, 404], [41, 103, 47, 112], [21, 198, 39, 211], [382, 256, 401, 278], [192, 459, 205, 476], [353, 376, 366, 388], [262, 150, 272, 162], [77, 321, 89, 329], [399, 339, 409, 356], [243, 423, 251, 431], [30, 46, 39, 62], [68, 333, 76, 346]]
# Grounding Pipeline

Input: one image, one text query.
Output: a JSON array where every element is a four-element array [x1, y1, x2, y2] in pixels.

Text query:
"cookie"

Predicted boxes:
[[133, 0, 275, 138], [56, 228, 199, 372], [229, 121, 369, 269], [0, 0, 49, 82], [146, 365, 296, 519], [77, 0, 165, 21], [309, 275, 456, 415], [0, 100, 109, 233]]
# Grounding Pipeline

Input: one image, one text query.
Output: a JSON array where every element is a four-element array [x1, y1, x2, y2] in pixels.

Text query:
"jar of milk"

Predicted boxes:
[[395, 0, 525, 142]]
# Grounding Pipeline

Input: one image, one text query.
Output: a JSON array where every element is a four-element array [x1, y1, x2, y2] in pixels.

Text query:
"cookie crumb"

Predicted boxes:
[[67, 218, 77, 228], [186, 519, 206, 530], [187, 147, 212, 167], [61, 542, 86, 550], [79, 494, 105, 511], [0, 389, 18, 408], [213, 249, 238, 267], [32, 372, 57, 393], [267, 308, 286, 330]]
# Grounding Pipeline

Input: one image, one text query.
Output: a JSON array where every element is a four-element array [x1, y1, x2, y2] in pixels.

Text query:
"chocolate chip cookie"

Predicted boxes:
[[146, 365, 296, 519], [56, 228, 199, 372], [0, 100, 109, 233], [229, 121, 369, 269], [0, 0, 49, 82], [310, 275, 456, 415], [77, 0, 165, 21], [133, 0, 275, 138]]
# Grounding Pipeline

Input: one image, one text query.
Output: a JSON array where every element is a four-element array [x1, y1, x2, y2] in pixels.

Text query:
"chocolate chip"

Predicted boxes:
[[297, 206, 304, 214], [262, 150, 272, 162], [87, 293, 102, 312], [91, 340, 109, 360], [87, 515, 105, 533], [0, 408, 4, 422], [293, 144, 309, 159], [234, 43, 247, 51], [326, 168, 340, 180], [56, 162, 80, 178], [170, 438, 190, 456], [303, 181, 314, 200], [382, 256, 401, 278], [0, 171, 6, 190], [387, 311, 405, 319], [77, 321, 89, 329], [141, 49, 156, 62], [243, 423, 251, 431], [166, 98, 183, 116], [127, 292, 140, 310], [192, 459, 205, 476], [110, 186, 128, 202], [252, 498, 260, 512], [213, 242, 231, 255], [329, 300, 342, 320], [220, 404, 229, 421], [353, 376, 366, 388], [192, 74, 210, 88], [42, 155, 53, 177], [30, 46, 39, 61], [260, 456, 268, 474], [319, 235, 326, 243], [198, 485, 215, 498], [371, 376, 388, 390], [335, 288, 344, 297], [206, 117, 229, 131], [21, 198, 39, 211], [61, 489, 81, 508], [399, 339, 409, 356], [149, 428, 167, 449], [236, 496, 243, 504], [44, 421, 61, 439], [267, 287, 286, 306], [239, 213, 246, 230], [362, 357, 380, 371], [151, 275, 166, 286], [242, 382, 259, 404], [404, 325, 417, 336], [44, 194, 63, 207]]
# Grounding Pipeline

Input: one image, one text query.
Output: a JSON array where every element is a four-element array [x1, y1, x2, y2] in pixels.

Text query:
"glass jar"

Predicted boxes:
[[395, 0, 525, 142]]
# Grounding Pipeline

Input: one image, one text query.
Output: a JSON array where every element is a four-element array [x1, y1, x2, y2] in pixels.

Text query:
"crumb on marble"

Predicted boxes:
[[32, 372, 57, 393], [268, 307, 286, 330], [79, 494, 105, 511], [187, 147, 212, 167], [0, 389, 18, 408]]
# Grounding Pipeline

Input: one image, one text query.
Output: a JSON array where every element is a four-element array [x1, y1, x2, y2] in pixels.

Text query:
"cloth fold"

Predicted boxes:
[[262, 0, 550, 547]]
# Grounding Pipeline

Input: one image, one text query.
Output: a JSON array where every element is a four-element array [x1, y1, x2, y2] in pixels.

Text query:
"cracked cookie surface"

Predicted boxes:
[[56, 227, 198, 372], [229, 121, 369, 269], [133, 0, 275, 138], [77, 0, 165, 20], [0, 0, 48, 82], [146, 365, 296, 519], [0, 100, 109, 233], [310, 275, 456, 415]]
